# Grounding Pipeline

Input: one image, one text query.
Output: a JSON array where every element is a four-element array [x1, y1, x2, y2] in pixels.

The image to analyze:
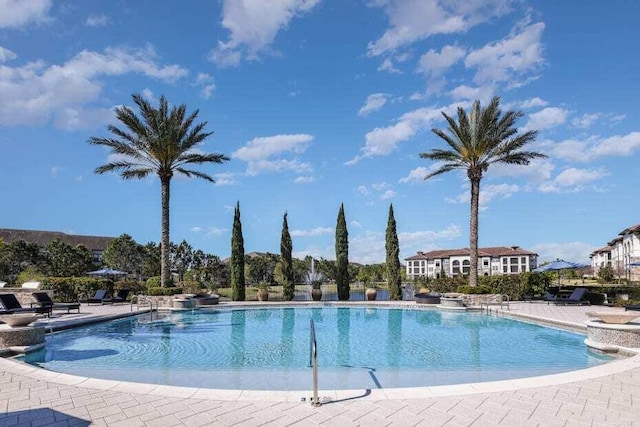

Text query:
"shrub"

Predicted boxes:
[[146, 275, 174, 289], [115, 279, 145, 295], [457, 284, 491, 294], [146, 287, 184, 296], [40, 277, 113, 302], [179, 280, 203, 294]]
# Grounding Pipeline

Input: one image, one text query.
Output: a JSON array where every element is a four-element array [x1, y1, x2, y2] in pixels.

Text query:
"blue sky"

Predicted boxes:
[[1, 0, 639, 265]]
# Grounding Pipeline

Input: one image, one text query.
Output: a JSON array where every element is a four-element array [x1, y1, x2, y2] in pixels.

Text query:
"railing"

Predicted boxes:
[[133, 295, 157, 320], [482, 294, 509, 314], [309, 319, 321, 407]]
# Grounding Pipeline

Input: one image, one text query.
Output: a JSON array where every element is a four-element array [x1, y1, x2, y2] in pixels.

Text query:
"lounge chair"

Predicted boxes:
[[86, 289, 109, 305], [625, 304, 640, 311], [0, 293, 50, 316], [525, 286, 558, 302], [106, 289, 130, 304], [553, 287, 589, 305], [32, 292, 80, 314]]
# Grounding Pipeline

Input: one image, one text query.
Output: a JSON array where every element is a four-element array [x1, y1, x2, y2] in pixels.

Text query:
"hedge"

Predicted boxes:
[[40, 277, 114, 302]]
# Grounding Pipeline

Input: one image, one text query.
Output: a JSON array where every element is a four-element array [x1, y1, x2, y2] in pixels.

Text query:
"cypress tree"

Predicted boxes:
[[281, 212, 294, 301], [231, 201, 245, 301], [335, 203, 350, 300], [386, 203, 402, 300]]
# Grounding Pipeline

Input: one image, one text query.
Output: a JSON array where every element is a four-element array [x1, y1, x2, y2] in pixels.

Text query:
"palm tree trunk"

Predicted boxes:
[[469, 177, 480, 287], [160, 177, 171, 287]]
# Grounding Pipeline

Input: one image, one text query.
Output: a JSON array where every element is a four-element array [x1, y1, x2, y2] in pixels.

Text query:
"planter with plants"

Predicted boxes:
[[256, 281, 270, 302]]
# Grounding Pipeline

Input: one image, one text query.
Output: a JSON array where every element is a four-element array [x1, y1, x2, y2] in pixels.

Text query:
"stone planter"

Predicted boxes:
[[365, 288, 377, 301], [311, 288, 322, 301], [172, 298, 195, 310], [440, 296, 465, 308], [193, 295, 219, 306], [0, 325, 45, 352], [257, 289, 269, 302], [586, 320, 640, 351]]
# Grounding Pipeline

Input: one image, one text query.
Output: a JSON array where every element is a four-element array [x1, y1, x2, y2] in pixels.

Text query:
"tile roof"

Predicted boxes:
[[618, 223, 640, 236], [0, 228, 114, 251], [405, 246, 536, 260], [590, 246, 612, 256]]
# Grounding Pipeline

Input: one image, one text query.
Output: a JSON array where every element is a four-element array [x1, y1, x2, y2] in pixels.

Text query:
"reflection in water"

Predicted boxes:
[[337, 308, 350, 366], [230, 310, 246, 367], [281, 308, 294, 367], [387, 309, 402, 366]]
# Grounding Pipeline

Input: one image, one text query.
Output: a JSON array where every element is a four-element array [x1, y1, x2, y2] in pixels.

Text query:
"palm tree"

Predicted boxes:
[[420, 96, 545, 287], [89, 93, 229, 287]]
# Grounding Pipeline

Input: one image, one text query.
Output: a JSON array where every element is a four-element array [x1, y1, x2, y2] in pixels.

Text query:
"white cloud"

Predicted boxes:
[[347, 101, 468, 164], [195, 73, 216, 99], [210, 0, 321, 67], [531, 242, 596, 264], [571, 113, 599, 129], [356, 185, 370, 195], [350, 220, 362, 228], [213, 173, 235, 186], [417, 45, 466, 77], [190, 226, 228, 236], [380, 189, 396, 200], [398, 224, 462, 247], [367, 0, 512, 56], [446, 183, 520, 210], [50, 166, 61, 177], [519, 97, 547, 109], [399, 166, 429, 183], [449, 84, 495, 102], [378, 58, 402, 74], [290, 227, 333, 237], [0, 0, 51, 29], [487, 158, 554, 183], [465, 19, 545, 87], [358, 93, 389, 117], [85, 14, 109, 27], [524, 107, 568, 131], [0, 46, 17, 63], [372, 182, 390, 191], [538, 167, 608, 193], [294, 175, 315, 184], [54, 107, 116, 131], [544, 132, 640, 162], [232, 134, 314, 176], [0, 46, 188, 128]]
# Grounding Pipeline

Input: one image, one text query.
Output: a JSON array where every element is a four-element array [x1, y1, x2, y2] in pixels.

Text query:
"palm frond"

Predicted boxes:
[[121, 168, 154, 180], [424, 163, 463, 180], [419, 149, 464, 163], [175, 168, 215, 182]]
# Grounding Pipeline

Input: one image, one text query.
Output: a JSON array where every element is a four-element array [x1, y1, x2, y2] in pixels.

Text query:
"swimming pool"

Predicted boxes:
[[21, 307, 611, 390]]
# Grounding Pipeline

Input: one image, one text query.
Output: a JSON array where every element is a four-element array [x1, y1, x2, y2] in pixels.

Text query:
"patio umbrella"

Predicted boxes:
[[86, 268, 128, 278], [533, 259, 587, 285], [628, 261, 640, 267]]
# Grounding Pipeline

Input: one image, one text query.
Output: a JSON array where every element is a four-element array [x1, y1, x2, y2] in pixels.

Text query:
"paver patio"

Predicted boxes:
[[0, 301, 638, 426]]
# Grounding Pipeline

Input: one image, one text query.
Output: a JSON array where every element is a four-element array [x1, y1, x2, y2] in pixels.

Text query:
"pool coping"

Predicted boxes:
[[2, 301, 639, 402]]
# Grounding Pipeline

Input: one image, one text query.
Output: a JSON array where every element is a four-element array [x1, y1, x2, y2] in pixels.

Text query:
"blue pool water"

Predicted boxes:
[[20, 307, 611, 390]]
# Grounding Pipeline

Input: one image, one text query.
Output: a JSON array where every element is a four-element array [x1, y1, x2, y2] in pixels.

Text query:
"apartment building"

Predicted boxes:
[[405, 246, 538, 280], [591, 223, 640, 281]]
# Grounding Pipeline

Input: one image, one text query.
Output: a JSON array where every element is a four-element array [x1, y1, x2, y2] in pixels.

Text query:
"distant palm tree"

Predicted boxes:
[[420, 96, 545, 287], [89, 94, 229, 287]]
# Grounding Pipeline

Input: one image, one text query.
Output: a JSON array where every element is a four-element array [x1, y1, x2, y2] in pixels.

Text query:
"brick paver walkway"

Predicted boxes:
[[1, 302, 639, 426]]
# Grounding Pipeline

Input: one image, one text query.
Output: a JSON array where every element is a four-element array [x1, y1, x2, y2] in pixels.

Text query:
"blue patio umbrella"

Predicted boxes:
[[628, 261, 640, 267], [534, 259, 587, 285]]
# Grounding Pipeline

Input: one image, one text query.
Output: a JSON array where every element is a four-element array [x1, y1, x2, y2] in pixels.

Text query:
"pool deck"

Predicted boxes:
[[1, 301, 639, 426]]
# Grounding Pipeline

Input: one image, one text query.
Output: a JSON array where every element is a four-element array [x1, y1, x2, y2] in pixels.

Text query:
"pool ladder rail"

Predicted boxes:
[[131, 294, 158, 320], [309, 319, 321, 407], [481, 294, 510, 314]]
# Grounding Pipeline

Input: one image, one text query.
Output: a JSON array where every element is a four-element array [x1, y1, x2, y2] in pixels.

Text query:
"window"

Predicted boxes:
[[502, 258, 507, 264], [421, 268, 425, 274], [521, 257, 526, 264], [462, 260, 470, 274], [510, 257, 518, 264], [452, 260, 460, 274], [510, 265, 519, 273], [503, 266, 508, 273], [483, 259, 489, 266]]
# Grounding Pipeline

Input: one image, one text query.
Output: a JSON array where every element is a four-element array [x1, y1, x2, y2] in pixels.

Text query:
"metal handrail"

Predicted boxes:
[[309, 319, 321, 407]]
